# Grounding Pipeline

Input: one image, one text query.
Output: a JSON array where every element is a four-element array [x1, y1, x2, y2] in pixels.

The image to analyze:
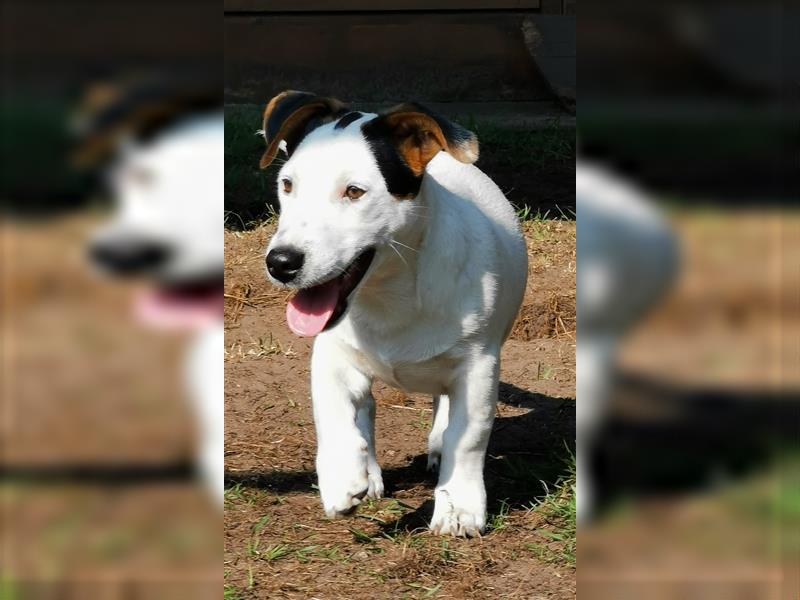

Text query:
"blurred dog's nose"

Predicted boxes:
[[89, 237, 171, 276], [267, 247, 304, 283]]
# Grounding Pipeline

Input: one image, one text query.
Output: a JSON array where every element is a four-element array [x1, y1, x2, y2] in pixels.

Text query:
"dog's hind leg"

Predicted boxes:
[[356, 392, 384, 499], [427, 394, 449, 471], [431, 349, 500, 537]]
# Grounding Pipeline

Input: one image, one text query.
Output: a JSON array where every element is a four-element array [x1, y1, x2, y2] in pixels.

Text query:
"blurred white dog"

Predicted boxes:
[[576, 161, 679, 522], [260, 91, 528, 536], [79, 88, 224, 505]]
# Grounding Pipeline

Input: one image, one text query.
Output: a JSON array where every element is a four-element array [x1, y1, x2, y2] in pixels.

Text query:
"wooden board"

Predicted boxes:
[[224, 12, 553, 103], [225, 0, 541, 12]]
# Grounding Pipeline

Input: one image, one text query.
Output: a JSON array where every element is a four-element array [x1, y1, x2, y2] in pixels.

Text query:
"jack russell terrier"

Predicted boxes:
[[78, 78, 224, 506], [260, 91, 528, 537]]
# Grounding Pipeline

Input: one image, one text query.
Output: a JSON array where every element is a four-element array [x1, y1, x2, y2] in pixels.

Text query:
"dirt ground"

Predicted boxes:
[[223, 219, 577, 599], [1, 216, 219, 594], [579, 210, 798, 598]]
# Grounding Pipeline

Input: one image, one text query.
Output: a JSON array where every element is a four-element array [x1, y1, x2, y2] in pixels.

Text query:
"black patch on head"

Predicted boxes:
[[74, 75, 220, 167], [334, 111, 363, 130], [361, 117, 423, 199]]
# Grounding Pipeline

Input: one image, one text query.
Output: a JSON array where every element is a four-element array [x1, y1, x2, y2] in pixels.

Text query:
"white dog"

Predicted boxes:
[[260, 91, 528, 537], [576, 161, 678, 522], [86, 110, 224, 505]]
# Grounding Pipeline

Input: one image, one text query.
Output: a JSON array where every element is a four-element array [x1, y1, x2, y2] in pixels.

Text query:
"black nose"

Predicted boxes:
[[266, 247, 304, 283], [89, 237, 171, 276]]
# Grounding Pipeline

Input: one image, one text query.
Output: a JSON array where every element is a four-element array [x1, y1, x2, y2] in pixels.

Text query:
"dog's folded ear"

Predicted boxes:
[[259, 90, 348, 169], [363, 103, 479, 176]]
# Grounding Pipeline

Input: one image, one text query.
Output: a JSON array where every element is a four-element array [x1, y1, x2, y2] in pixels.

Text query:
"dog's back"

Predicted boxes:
[[420, 152, 528, 344]]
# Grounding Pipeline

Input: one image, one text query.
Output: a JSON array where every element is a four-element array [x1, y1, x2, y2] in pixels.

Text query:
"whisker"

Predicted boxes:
[[388, 241, 409, 267], [390, 239, 419, 253]]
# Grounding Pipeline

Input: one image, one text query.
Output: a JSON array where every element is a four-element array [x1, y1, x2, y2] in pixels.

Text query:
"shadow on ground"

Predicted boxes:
[[225, 382, 576, 531], [593, 372, 800, 512]]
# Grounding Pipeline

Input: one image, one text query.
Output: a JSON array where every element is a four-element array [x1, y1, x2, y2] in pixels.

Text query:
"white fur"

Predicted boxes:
[[576, 161, 678, 522], [266, 115, 528, 536], [187, 324, 224, 505], [91, 116, 223, 282]]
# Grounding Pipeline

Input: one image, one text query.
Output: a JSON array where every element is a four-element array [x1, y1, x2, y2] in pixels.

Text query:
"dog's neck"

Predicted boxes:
[[350, 173, 460, 330]]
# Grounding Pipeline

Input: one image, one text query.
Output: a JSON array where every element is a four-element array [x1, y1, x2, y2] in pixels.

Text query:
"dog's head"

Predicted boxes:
[[85, 111, 224, 329], [260, 90, 479, 336]]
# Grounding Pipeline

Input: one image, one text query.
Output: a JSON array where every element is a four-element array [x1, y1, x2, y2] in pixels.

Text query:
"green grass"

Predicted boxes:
[[525, 450, 576, 566], [0, 95, 96, 213], [225, 104, 281, 228], [0, 575, 19, 600], [515, 204, 576, 222], [487, 499, 512, 532], [224, 584, 244, 600], [462, 116, 575, 168], [224, 483, 251, 505]]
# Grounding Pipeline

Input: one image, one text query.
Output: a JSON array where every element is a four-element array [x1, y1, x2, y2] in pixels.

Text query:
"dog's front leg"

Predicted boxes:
[[431, 349, 499, 537], [311, 334, 382, 518]]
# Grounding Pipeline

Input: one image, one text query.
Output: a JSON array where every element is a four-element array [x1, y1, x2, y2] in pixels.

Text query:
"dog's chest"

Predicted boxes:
[[346, 345, 458, 395]]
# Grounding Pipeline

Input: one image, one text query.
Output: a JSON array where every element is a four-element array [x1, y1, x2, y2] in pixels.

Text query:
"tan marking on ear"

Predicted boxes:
[[259, 90, 294, 169], [383, 112, 449, 176], [382, 102, 479, 166]]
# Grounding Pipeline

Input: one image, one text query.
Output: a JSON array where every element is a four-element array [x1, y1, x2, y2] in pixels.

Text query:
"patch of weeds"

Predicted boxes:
[[487, 499, 511, 532], [527, 450, 576, 566], [228, 334, 296, 360], [224, 483, 253, 506], [349, 526, 376, 544], [437, 539, 466, 564], [224, 209, 270, 230], [317, 545, 346, 562], [537, 363, 555, 381], [515, 205, 573, 223], [260, 543, 292, 562], [405, 582, 443, 598], [411, 412, 432, 431], [251, 514, 270, 534], [367, 569, 387, 583], [245, 535, 261, 559], [224, 584, 244, 600], [294, 544, 320, 562]]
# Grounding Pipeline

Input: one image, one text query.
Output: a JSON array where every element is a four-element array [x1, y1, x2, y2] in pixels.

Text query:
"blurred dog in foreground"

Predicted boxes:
[[74, 77, 224, 505], [576, 161, 679, 522], [260, 91, 528, 537]]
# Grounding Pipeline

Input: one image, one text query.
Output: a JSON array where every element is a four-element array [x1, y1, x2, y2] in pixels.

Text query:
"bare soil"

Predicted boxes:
[[223, 219, 577, 599], [1, 215, 218, 592]]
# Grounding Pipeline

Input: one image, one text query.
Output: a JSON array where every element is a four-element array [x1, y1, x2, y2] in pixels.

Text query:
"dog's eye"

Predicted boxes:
[[281, 178, 293, 194], [345, 185, 366, 200], [125, 165, 154, 187]]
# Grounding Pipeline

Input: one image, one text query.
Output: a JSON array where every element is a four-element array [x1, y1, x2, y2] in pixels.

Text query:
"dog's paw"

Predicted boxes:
[[367, 459, 384, 499], [430, 487, 486, 537], [317, 439, 372, 518]]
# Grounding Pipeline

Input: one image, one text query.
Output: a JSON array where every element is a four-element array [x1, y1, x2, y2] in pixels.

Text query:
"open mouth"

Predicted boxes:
[[286, 248, 375, 337], [135, 274, 223, 330]]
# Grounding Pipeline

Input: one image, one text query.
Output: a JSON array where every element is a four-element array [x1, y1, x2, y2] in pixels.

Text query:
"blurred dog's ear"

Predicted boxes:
[[259, 91, 348, 169], [363, 103, 479, 176]]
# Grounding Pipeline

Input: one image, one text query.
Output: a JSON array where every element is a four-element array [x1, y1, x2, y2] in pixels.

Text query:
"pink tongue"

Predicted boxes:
[[134, 288, 222, 331], [286, 278, 341, 336]]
